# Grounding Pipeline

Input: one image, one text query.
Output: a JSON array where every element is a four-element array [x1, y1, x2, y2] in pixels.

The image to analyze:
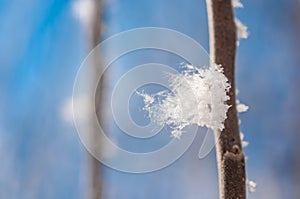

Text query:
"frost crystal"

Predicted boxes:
[[236, 99, 249, 113], [232, 0, 244, 8], [138, 64, 231, 138], [235, 19, 249, 40], [247, 180, 257, 193], [237, 97, 249, 147], [240, 132, 249, 148], [233, 0, 248, 45]]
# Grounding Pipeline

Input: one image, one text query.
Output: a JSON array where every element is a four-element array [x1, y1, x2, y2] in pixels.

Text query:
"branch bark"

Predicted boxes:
[[206, 0, 246, 198], [88, 0, 103, 198]]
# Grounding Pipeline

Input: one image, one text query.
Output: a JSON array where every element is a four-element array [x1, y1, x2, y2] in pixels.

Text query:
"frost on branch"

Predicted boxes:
[[240, 132, 249, 148], [236, 99, 249, 113], [233, 0, 249, 45], [236, 96, 249, 148], [138, 64, 231, 138], [247, 180, 257, 193], [232, 0, 244, 8], [235, 19, 249, 40]]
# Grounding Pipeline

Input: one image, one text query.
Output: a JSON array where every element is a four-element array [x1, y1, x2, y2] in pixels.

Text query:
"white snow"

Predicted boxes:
[[236, 99, 249, 113], [240, 132, 249, 148], [235, 19, 249, 40], [247, 180, 257, 193], [233, 0, 248, 45], [138, 63, 231, 138], [232, 0, 244, 8]]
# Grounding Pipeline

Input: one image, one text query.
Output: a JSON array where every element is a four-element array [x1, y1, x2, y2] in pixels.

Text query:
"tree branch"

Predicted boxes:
[[206, 0, 246, 198], [88, 0, 103, 198]]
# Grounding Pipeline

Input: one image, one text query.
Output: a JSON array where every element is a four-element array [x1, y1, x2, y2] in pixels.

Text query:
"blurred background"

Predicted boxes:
[[1, 0, 300, 198]]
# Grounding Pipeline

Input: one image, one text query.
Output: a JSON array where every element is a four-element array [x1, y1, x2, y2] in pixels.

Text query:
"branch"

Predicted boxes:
[[89, 0, 103, 198], [206, 0, 246, 198]]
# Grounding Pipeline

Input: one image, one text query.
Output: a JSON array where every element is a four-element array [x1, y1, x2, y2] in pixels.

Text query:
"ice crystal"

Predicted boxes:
[[247, 180, 257, 193], [240, 132, 249, 148], [236, 99, 249, 113], [138, 64, 231, 138], [232, 0, 244, 8], [235, 19, 249, 40]]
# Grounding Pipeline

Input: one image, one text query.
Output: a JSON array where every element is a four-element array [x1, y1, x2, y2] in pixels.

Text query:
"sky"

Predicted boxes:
[[1, 0, 300, 198]]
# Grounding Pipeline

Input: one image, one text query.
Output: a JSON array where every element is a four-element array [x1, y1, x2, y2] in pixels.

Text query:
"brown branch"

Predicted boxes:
[[206, 0, 246, 198], [88, 0, 103, 198]]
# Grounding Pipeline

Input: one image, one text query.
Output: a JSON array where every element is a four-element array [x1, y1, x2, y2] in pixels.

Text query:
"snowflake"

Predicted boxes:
[[138, 63, 231, 138]]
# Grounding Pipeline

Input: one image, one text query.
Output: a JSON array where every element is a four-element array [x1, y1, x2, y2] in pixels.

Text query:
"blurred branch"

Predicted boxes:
[[206, 0, 246, 198], [88, 0, 103, 198], [290, 2, 300, 199]]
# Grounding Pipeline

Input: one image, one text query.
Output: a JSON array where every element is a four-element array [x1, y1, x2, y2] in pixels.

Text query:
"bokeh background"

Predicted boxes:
[[1, 0, 300, 198]]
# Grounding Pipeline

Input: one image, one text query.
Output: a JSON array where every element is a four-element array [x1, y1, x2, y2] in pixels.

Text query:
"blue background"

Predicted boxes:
[[1, 0, 300, 198]]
